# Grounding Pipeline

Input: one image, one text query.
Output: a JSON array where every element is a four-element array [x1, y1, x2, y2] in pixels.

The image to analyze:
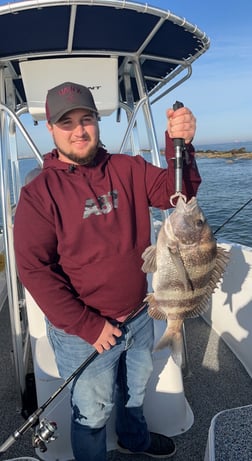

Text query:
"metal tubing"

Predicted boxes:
[[132, 58, 161, 167], [0, 103, 43, 167], [0, 102, 43, 404], [0, 95, 26, 404]]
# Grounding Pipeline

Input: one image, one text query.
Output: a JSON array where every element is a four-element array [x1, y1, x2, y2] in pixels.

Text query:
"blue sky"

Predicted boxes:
[[148, 0, 252, 146], [102, 0, 252, 148], [2, 0, 252, 151], [99, 0, 252, 146]]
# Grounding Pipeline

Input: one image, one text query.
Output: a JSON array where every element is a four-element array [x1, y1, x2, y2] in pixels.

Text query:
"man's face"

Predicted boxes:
[[47, 108, 100, 165]]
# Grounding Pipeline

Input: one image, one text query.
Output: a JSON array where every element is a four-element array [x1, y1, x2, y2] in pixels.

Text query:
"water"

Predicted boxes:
[[152, 154, 252, 248], [1, 154, 252, 248], [196, 158, 252, 247]]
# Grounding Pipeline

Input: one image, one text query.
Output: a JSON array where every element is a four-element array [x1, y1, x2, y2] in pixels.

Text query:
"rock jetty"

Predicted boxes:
[[195, 147, 252, 159], [157, 147, 252, 159]]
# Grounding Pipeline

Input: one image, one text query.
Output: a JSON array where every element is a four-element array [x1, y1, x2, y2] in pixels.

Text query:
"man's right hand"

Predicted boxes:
[[92, 320, 122, 353]]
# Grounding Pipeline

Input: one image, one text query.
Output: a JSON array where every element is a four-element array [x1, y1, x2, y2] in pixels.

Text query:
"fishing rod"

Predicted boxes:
[[0, 301, 147, 455], [214, 197, 252, 235]]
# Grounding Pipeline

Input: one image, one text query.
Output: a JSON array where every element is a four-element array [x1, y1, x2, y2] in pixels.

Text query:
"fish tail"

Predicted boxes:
[[154, 319, 184, 367]]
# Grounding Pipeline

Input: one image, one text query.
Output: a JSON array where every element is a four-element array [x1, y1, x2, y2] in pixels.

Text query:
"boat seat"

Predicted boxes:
[[25, 289, 193, 461]]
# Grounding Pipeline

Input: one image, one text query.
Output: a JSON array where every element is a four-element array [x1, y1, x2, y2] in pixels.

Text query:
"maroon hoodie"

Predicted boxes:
[[14, 133, 201, 344]]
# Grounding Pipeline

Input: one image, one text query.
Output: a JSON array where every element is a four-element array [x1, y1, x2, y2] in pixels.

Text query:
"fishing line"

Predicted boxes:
[[214, 197, 252, 235]]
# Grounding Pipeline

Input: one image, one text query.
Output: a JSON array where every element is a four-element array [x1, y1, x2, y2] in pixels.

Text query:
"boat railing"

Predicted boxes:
[[0, 102, 44, 403]]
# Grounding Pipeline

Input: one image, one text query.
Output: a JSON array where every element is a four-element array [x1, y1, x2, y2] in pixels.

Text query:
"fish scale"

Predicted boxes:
[[141, 196, 230, 366]]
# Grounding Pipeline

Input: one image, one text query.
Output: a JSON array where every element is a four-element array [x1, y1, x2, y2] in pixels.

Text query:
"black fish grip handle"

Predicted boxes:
[[170, 101, 187, 207]]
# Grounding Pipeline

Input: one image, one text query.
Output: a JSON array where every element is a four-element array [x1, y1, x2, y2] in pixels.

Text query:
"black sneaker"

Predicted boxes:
[[117, 432, 176, 458]]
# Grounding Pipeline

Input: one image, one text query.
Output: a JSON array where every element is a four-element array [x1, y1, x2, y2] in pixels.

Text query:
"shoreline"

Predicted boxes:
[[156, 148, 252, 159], [195, 151, 252, 159]]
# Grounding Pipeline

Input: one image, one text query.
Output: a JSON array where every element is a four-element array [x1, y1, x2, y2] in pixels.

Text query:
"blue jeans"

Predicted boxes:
[[46, 307, 154, 461]]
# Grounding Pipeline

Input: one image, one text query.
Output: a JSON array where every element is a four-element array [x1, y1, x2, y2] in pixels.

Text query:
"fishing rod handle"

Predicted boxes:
[[0, 408, 42, 453], [0, 434, 16, 453]]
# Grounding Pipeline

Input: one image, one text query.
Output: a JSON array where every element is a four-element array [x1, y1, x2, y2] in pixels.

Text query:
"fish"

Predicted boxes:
[[141, 196, 230, 367]]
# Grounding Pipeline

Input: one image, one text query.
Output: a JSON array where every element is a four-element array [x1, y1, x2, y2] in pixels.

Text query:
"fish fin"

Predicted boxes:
[[144, 293, 167, 320], [141, 245, 157, 273], [154, 320, 183, 367], [216, 246, 230, 270], [169, 248, 193, 292], [196, 246, 230, 314], [183, 298, 211, 318], [148, 305, 167, 321], [144, 293, 156, 305]]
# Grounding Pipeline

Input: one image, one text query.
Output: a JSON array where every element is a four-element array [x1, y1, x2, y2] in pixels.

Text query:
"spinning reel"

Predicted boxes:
[[32, 419, 57, 452]]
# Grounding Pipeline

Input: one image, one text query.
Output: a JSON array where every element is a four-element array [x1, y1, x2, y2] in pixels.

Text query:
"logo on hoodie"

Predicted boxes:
[[83, 190, 118, 219]]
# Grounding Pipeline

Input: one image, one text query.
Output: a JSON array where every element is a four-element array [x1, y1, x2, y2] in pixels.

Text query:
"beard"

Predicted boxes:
[[57, 147, 98, 165], [53, 135, 99, 166]]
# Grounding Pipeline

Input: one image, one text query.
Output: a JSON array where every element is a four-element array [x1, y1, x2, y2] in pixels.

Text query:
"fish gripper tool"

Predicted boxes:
[[170, 101, 186, 207]]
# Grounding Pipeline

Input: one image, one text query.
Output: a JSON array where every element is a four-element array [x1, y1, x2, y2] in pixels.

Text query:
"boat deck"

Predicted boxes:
[[206, 405, 252, 461], [1, 301, 252, 461]]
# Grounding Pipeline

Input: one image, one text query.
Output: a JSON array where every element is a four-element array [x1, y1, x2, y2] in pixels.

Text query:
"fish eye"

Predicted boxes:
[[196, 219, 204, 227]]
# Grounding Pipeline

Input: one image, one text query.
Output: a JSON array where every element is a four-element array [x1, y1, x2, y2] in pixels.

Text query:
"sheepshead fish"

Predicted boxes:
[[141, 196, 229, 366]]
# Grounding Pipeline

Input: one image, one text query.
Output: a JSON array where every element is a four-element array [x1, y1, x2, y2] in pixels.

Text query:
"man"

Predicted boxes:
[[14, 82, 201, 460]]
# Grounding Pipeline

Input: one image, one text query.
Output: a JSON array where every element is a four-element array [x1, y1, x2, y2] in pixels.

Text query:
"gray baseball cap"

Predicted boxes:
[[45, 82, 98, 123]]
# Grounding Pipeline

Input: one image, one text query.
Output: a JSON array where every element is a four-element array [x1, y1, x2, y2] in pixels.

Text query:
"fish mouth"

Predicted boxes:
[[176, 195, 198, 213]]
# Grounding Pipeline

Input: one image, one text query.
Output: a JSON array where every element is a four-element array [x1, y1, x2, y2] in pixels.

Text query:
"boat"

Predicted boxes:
[[0, 1, 251, 460]]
